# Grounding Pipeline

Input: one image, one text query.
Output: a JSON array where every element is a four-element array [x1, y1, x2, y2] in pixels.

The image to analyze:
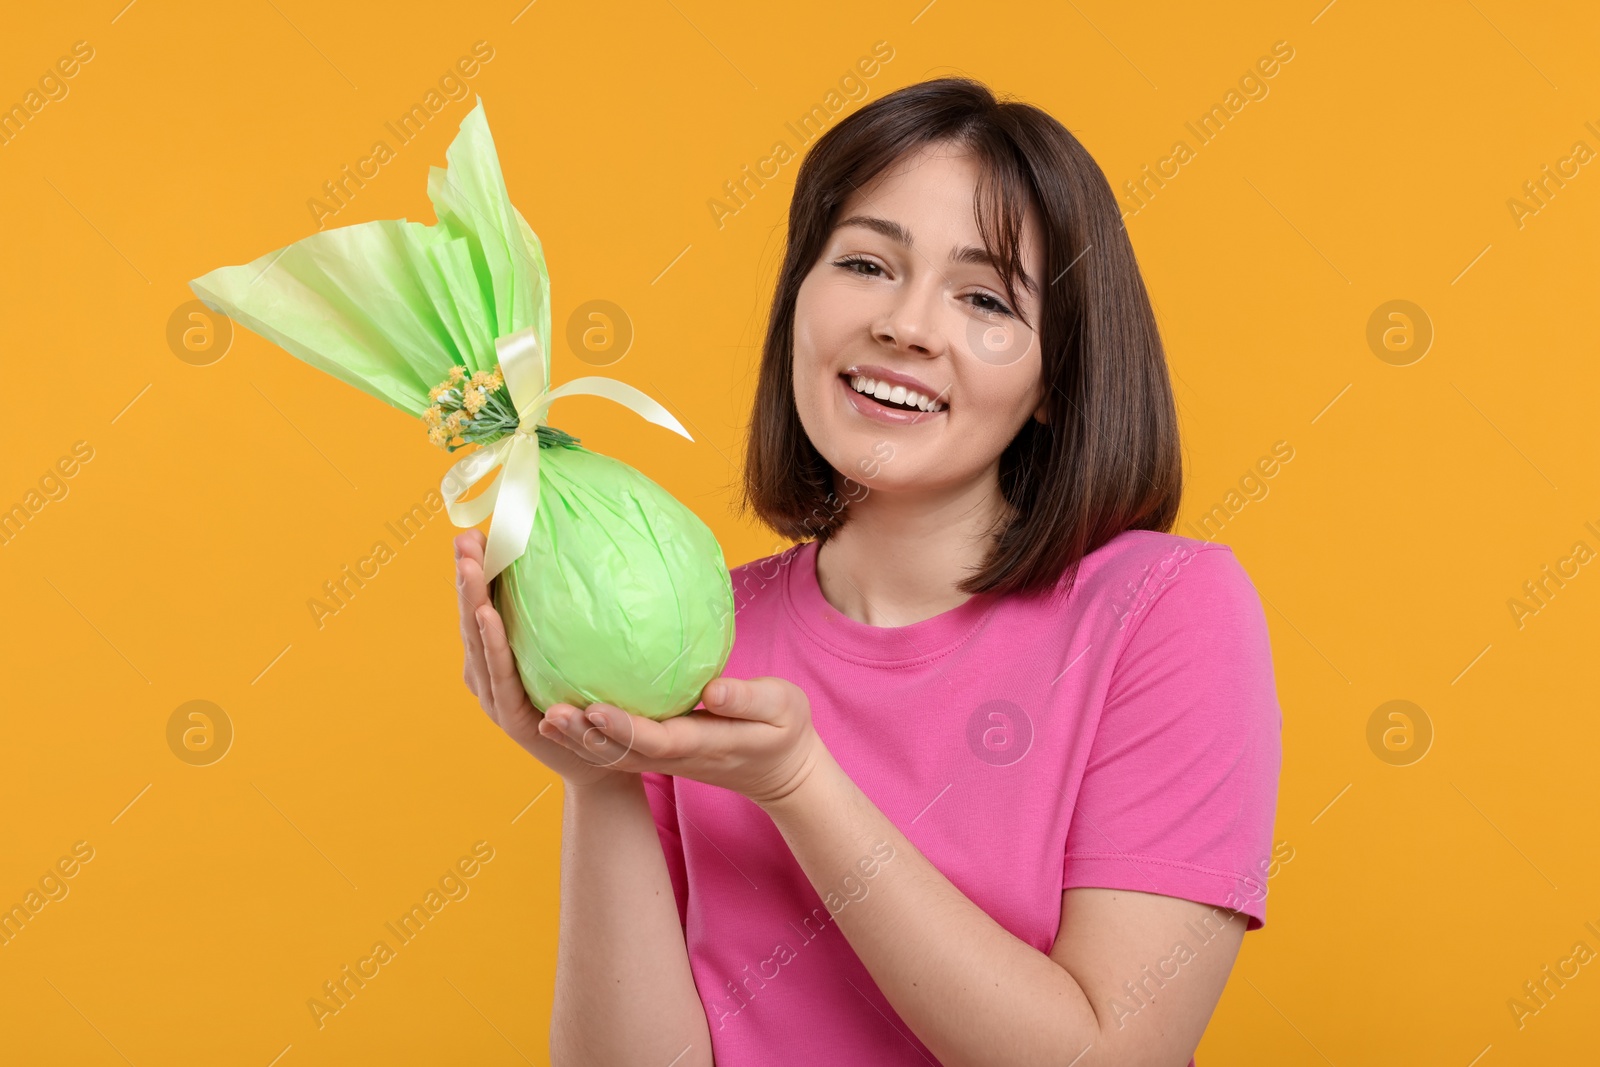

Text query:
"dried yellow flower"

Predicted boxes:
[[425, 363, 511, 449]]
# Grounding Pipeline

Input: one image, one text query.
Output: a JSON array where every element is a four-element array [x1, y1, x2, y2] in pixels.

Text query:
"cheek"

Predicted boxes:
[[962, 355, 1042, 415], [793, 281, 856, 364], [790, 329, 825, 421], [791, 283, 860, 415], [948, 360, 1046, 445], [790, 291, 826, 390]]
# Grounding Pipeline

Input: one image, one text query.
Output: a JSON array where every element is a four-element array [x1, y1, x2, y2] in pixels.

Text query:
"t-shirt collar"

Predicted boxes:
[[781, 539, 1002, 666]]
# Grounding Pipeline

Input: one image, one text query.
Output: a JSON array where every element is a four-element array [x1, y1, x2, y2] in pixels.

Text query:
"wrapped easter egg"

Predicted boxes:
[[189, 95, 734, 719]]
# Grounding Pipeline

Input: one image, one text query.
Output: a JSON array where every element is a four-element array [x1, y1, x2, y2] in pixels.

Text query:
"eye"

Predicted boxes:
[[834, 254, 883, 277], [834, 256, 1017, 318], [968, 290, 1015, 317]]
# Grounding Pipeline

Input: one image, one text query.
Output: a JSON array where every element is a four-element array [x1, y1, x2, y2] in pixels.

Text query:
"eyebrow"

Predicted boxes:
[[835, 214, 1036, 295]]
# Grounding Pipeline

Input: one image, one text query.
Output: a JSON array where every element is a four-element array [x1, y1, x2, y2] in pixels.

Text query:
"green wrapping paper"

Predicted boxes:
[[189, 95, 735, 720]]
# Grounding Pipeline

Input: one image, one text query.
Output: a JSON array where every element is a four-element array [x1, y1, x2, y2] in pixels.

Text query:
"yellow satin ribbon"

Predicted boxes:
[[440, 325, 693, 581]]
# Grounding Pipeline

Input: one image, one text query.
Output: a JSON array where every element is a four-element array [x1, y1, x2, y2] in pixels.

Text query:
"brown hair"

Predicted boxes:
[[736, 76, 1181, 600]]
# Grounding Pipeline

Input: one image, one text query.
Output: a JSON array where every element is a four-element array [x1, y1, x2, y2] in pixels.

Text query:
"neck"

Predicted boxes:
[[814, 470, 1007, 628]]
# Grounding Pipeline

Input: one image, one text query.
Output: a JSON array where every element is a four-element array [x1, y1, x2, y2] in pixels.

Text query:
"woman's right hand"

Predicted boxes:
[[454, 530, 632, 790]]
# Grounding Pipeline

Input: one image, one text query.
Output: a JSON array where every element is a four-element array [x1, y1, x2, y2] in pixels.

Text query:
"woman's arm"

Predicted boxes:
[[452, 532, 711, 1067], [549, 775, 713, 1067], [758, 747, 1244, 1067]]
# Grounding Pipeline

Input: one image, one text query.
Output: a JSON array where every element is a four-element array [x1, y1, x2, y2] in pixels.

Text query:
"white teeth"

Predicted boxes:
[[848, 375, 946, 412]]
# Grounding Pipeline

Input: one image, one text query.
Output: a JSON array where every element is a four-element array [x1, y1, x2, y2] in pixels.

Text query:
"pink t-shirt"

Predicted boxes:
[[642, 529, 1283, 1065]]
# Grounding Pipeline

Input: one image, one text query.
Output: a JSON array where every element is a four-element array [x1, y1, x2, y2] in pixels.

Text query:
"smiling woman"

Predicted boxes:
[[456, 75, 1282, 1067]]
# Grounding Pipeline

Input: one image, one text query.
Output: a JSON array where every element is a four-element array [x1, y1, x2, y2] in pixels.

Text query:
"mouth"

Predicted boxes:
[[837, 372, 948, 424]]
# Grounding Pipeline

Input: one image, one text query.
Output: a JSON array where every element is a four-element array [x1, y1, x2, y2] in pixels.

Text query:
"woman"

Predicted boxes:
[[456, 75, 1283, 1067]]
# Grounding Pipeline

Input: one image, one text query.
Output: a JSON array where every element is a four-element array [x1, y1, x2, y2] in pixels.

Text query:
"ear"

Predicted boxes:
[[1032, 397, 1049, 425]]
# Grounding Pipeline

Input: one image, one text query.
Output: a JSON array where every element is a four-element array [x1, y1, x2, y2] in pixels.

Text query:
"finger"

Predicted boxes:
[[458, 576, 491, 708], [534, 702, 584, 749], [584, 703, 727, 764], [455, 534, 491, 702], [542, 703, 642, 769], [475, 599, 529, 724], [699, 677, 788, 724]]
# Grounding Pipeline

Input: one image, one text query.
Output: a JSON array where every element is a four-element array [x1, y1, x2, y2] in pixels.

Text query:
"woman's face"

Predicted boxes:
[[791, 141, 1048, 501]]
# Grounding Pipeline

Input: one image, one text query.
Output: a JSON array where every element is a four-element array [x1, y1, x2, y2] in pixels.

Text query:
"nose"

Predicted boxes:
[[872, 273, 946, 357]]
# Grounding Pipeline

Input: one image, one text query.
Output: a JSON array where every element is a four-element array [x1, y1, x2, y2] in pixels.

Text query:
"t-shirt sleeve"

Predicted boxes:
[[1062, 545, 1284, 931], [641, 772, 689, 930]]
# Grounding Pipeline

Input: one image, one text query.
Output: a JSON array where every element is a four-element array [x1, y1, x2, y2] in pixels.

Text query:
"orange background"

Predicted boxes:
[[2, 1, 1597, 1063]]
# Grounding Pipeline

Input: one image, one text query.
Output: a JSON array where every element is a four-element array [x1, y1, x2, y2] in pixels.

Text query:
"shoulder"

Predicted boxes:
[[1059, 530, 1261, 639], [1079, 535, 1284, 778], [727, 541, 806, 613], [729, 541, 804, 581], [1063, 528, 1245, 596]]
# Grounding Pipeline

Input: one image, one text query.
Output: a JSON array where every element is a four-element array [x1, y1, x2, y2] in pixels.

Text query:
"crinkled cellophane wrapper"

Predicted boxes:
[[189, 95, 734, 721]]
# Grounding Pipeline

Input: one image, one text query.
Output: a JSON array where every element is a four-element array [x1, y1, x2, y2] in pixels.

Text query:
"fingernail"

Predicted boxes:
[[586, 711, 607, 729], [475, 612, 485, 632], [706, 681, 725, 704]]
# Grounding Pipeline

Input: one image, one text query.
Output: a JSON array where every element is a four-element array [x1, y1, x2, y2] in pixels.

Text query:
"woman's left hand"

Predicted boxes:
[[535, 676, 822, 807]]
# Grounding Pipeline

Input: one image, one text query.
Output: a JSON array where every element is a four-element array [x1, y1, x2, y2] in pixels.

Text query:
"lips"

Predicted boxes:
[[837, 374, 947, 425], [843, 364, 949, 406]]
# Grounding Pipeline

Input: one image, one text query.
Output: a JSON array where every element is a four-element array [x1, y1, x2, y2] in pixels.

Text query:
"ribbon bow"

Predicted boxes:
[[440, 326, 693, 581]]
